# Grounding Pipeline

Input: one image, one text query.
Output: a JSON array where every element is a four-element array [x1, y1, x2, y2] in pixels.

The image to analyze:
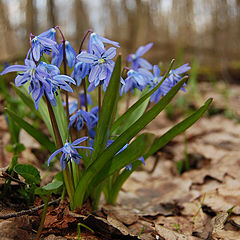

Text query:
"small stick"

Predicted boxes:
[[0, 198, 61, 219], [0, 172, 26, 186]]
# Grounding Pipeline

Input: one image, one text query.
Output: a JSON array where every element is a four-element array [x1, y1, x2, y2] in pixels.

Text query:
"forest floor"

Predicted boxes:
[[0, 81, 240, 239]]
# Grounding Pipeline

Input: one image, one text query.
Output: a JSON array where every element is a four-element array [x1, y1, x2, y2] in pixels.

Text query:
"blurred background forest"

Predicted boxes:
[[0, 0, 240, 78]]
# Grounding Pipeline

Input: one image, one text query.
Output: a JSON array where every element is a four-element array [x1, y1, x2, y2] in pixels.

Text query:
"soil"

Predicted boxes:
[[1, 82, 240, 239]]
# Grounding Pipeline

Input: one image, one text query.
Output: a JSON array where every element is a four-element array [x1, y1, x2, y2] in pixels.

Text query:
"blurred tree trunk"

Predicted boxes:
[[0, 0, 18, 61], [47, 0, 56, 27], [26, 0, 36, 37], [74, 0, 89, 47]]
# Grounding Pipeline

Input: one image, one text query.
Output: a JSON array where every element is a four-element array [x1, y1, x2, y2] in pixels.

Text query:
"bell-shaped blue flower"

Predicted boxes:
[[47, 137, 93, 170], [127, 42, 153, 70], [121, 68, 152, 94], [30, 28, 58, 61], [88, 32, 119, 54], [77, 47, 116, 92], [71, 57, 90, 86], [52, 41, 77, 69]]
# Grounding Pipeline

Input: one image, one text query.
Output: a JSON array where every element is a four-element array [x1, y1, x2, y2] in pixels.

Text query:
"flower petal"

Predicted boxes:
[[47, 148, 63, 166], [135, 42, 153, 57], [138, 58, 152, 70], [72, 137, 88, 146], [77, 52, 97, 63], [1, 65, 28, 75], [103, 47, 116, 60]]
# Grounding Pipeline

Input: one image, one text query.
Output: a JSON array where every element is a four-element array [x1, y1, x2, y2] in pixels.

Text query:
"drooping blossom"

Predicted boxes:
[[47, 137, 93, 170], [52, 41, 77, 68], [77, 47, 116, 91], [30, 28, 58, 61], [127, 42, 153, 70]]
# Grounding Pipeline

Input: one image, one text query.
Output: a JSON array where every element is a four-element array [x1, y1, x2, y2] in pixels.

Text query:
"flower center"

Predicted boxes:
[[153, 77, 158, 84], [99, 58, 106, 64]]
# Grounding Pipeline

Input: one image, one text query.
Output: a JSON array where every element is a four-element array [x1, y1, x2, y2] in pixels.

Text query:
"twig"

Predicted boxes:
[[0, 197, 61, 219], [0, 172, 26, 186]]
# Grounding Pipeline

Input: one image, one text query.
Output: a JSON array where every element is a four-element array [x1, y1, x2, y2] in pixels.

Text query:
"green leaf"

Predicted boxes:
[[52, 92, 68, 143], [86, 133, 155, 196], [73, 76, 187, 208], [5, 108, 56, 152], [114, 92, 150, 135], [111, 59, 175, 132], [111, 98, 213, 198], [34, 179, 63, 197], [5, 143, 25, 154], [14, 164, 40, 185], [144, 98, 213, 158], [91, 55, 121, 162], [42, 180, 63, 192], [13, 84, 55, 140]]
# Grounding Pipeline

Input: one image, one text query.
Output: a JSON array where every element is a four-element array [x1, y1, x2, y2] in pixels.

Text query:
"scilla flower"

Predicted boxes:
[[77, 47, 116, 91], [1, 60, 75, 109], [88, 32, 119, 54], [47, 137, 93, 170], [52, 41, 77, 68], [127, 42, 153, 70], [30, 28, 58, 61], [71, 58, 90, 86], [121, 68, 152, 94]]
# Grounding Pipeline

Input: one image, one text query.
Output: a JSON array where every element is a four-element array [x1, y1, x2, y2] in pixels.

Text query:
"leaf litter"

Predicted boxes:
[[1, 83, 240, 239]]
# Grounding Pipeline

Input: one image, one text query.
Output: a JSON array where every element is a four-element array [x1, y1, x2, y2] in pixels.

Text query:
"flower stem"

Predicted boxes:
[[34, 196, 50, 240], [55, 26, 70, 124], [78, 29, 93, 54], [63, 168, 74, 209], [98, 84, 102, 113], [45, 94, 63, 148], [82, 77, 88, 112]]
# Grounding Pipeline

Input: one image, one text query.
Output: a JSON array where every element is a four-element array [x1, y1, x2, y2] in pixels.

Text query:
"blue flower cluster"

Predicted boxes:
[[121, 43, 191, 103], [1, 26, 191, 171], [1, 28, 75, 109], [47, 137, 93, 170]]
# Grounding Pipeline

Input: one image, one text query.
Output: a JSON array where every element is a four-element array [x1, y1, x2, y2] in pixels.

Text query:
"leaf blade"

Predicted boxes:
[[5, 108, 56, 152]]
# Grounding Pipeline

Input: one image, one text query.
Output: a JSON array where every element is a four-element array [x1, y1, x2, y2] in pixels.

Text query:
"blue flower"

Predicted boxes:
[[150, 64, 191, 103], [68, 109, 90, 131], [121, 68, 152, 94], [68, 106, 98, 138], [88, 32, 119, 54], [105, 140, 145, 171], [52, 41, 77, 68], [36, 62, 75, 107], [126, 157, 145, 171], [71, 57, 90, 86], [30, 28, 58, 61], [47, 137, 93, 170], [1, 59, 75, 109], [127, 42, 153, 70], [77, 47, 116, 91], [168, 63, 191, 91]]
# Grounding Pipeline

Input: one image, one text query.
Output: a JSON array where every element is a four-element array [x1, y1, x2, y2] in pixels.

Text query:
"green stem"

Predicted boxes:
[[34, 196, 50, 240], [82, 77, 88, 112], [98, 84, 101, 113], [45, 94, 63, 149], [63, 169, 74, 209]]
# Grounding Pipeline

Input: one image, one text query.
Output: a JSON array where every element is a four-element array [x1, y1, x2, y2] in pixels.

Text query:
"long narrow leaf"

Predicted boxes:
[[110, 98, 213, 201], [91, 56, 121, 161], [111, 59, 175, 132], [52, 92, 68, 143], [86, 133, 155, 196], [5, 108, 56, 152], [73, 76, 187, 208], [14, 84, 55, 141]]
